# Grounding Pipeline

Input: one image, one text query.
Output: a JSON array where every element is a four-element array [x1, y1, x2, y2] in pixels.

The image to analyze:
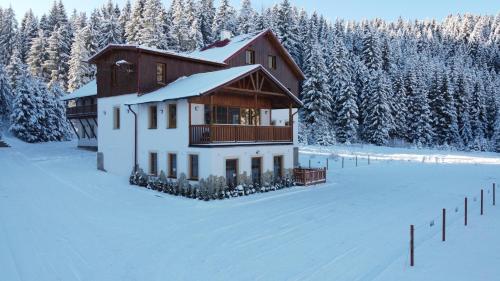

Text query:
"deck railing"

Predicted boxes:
[[293, 168, 327, 186], [190, 124, 292, 145], [66, 104, 97, 118]]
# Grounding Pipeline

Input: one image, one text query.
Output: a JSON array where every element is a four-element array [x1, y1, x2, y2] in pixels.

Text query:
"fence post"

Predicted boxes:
[[342, 157, 344, 168], [410, 225, 414, 267], [481, 189, 484, 215], [465, 197, 468, 226], [368, 155, 370, 165], [442, 208, 446, 242], [326, 158, 329, 170], [355, 156, 358, 167], [493, 183, 496, 206], [309, 159, 311, 169]]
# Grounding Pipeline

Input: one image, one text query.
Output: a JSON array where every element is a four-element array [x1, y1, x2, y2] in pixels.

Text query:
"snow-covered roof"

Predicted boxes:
[[60, 80, 97, 101], [125, 65, 302, 106], [87, 44, 225, 66], [188, 30, 268, 63]]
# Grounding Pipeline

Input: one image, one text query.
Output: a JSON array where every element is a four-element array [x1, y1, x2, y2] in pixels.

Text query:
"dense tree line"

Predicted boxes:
[[0, 0, 499, 151]]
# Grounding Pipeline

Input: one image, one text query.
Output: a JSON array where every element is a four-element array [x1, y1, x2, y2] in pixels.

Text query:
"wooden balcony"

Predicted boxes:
[[66, 104, 97, 118], [190, 125, 293, 145]]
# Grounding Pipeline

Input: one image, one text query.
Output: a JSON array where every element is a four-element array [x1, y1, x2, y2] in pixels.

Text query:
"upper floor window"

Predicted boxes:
[[113, 106, 120, 129], [245, 50, 255, 64], [156, 63, 166, 85], [268, 55, 277, 70], [168, 104, 177, 129], [148, 105, 157, 129]]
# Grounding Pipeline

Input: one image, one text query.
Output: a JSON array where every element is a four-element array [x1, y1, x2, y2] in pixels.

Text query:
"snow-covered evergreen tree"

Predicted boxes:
[[0, 6, 18, 65], [19, 9, 38, 63], [363, 70, 393, 145], [0, 64, 13, 121], [6, 46, 24, 90], [212, 0, 237, 40], [169, 0, 188, 49], [119, 0, 132, 40], [125, 0, 145, 44], [27, 30, 50, 81], [140, 0, 168, 49], [237, 0, 257, 35], [44, 23, 72, 89], [99, 0, 124, 47], [361, 27, 382, 71], [68, 26, 95, 92], [198, 0, 215, 45], [276, 0, 298, 61], [454, 72, 473, 147], [405, 69, 433, 146]]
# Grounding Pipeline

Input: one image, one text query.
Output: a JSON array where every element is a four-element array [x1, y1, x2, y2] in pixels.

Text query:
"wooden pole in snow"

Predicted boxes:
[[355, 156, 358, 167], [481, 189, 484, 215], [326, 158, 329, 170], [493, 183, 496, 206], [465, 197, 468, 226], [410, 225, 414, 267], [342, 157, 344, 168], [442, 208, 446, 242]]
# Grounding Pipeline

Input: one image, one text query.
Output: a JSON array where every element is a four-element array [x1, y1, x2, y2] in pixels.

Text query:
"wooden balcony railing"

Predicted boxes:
[[190, 125, 293, 145], [293, 168, 327, 186], [66, 104, 97, 118]]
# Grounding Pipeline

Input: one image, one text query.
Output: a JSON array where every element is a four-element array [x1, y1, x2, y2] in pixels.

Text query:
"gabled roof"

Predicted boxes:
[[60, 80, 97, 101], [189, 29, 305, 80], [87, 44, 226, 66], [125, 65, 302, 106]]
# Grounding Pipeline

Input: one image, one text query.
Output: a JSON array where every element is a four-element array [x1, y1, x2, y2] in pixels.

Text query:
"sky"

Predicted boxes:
[[0, 0, 499, 22]]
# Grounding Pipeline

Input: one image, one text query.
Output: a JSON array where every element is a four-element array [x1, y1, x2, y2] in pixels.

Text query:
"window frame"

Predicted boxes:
[[168, 153, 177, 179], [113, 106, 120, 130], [188, 154, 199, 181], [245, 49, 255, 64], [156, 63, 167, 85], [149, 152, 158, 176], [148, 105, 158, 129], [168, 103, 177, 129], [268, 55, 277, 70]]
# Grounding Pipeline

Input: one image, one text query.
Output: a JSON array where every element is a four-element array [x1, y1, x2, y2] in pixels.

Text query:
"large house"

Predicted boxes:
[[66, 29, 305, 185]]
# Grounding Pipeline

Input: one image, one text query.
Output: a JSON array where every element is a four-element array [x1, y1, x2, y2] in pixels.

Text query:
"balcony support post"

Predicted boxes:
[[188, 102, 192, 145]]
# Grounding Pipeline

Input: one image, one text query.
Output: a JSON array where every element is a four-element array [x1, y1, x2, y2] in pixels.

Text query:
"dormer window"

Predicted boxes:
[[245, 50, 255, 64], [268, 55, 277, 70], [156, 63, 166, 85]]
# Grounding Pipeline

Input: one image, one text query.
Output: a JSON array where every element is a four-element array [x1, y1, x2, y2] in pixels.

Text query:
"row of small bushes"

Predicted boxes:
[[129, 168, 296, 201]]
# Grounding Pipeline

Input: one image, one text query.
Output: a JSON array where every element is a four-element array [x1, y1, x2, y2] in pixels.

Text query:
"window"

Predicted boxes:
[[149, 152, 158, 176], [168, 153, 177, 178], [226, 159, 238, 187], [245, 50, 255, 64], [273, 156, 283, 180], [251, 157, 262, 184], [268, 55, 277, 70], [240, 108, 260, 125], [148, 105, 157, 129], [228, 107, 240, 124], [216, 106, 228, 124], [189, 154, 199, 180], [156, 63, 166, 84], [168, 104, 177, 128], [113, 106, 120, 129]]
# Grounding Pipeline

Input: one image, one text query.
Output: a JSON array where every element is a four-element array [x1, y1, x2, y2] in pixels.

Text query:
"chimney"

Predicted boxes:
[[220, 30, 232, 41]]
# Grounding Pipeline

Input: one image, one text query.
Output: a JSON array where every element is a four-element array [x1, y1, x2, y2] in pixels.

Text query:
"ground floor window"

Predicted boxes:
[[189, 154, 199, 180], [149, 152, 158, 176], [273, 155, 283, 180], [225, 159, 238, 187], [251, 157, 262, 184], [168, 153, 177, 178]]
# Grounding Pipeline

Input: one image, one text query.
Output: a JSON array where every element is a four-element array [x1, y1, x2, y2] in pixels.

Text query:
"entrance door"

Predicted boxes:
[[251, 157, 262, 185], [274, 156, 283, 180], [226, 159, 238, 187]]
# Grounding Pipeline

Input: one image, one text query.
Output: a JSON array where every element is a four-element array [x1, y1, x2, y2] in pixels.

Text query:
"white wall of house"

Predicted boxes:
[[98, 95, 299, 182]]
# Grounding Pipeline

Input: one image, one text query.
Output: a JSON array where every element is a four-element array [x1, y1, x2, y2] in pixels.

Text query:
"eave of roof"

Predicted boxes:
[[60, 79, 97, 101], [87, 44, 227, 67]]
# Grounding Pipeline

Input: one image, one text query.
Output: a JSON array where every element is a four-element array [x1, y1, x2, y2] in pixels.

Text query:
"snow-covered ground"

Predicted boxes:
[[0, 138, 499, 281]]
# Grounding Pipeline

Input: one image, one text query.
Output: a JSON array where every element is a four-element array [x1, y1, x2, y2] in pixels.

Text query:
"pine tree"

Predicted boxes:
[[125, 0, 146, 44], [237, 0, 256, 35], [198, 0, 215, 45], [6, 46, 24, 90], [99, 0, 124, 47], [46, 82, 71, 141], [183, 0, 203, 51], [9, 66, 45, 143], [454, 72, 473, 148], [119, 1, 132, 40], [169, 0, 188, 49], [44, 24, 72, 89], [68, 27, 95, 92], [0, 64, 13, 121], [363, 70, 392, 145], [212, 0, 237, 40], [470, 79, 488, 147], [390, 71, 408, 140], [19, 9, 38, 63], [27, 30, 50, 81], [276, 0, 298, 61], [0, 6, 18, 65], [300, 43, 332, 144], [405, 69, 433, 146], [493, 111, 500, 152], [361, 27, 382, 71], [140, 0, 168, 49]]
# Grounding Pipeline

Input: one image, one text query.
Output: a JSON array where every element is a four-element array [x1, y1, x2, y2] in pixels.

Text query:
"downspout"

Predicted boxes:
[[127, 104, 138, 172]]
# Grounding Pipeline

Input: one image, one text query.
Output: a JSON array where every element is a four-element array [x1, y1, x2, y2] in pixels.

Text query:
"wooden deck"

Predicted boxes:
[[294, 168, 327, 186], [190, 125, 293, 145], [66, 104, 97, 118]]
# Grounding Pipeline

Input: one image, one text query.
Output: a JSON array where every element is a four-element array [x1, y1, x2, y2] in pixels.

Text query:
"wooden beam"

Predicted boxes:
[[249, 73, 257, 90], [222, 87, 286, 97], [259, 75, 265, 91]]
